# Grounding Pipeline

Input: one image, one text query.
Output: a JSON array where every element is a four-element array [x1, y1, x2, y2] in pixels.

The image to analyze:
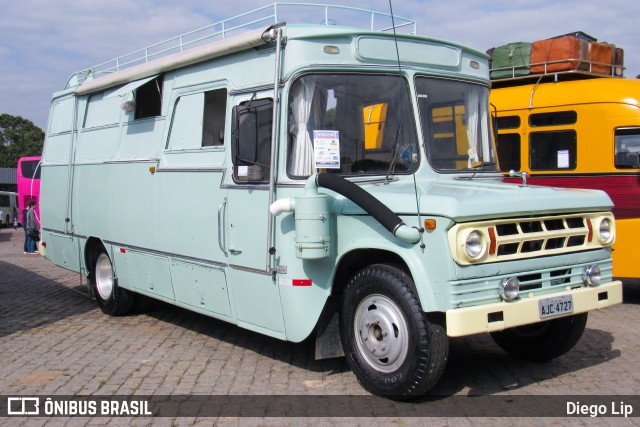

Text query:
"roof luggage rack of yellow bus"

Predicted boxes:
[[489, 59, 625, 89], [64, 2, 416, 89]]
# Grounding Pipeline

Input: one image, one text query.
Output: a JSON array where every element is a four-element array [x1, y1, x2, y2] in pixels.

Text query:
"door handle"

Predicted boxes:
[[217, 198, 228, 256]]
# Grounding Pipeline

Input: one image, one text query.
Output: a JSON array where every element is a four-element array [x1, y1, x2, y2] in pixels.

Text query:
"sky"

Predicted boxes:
[[1, 0, 639, 130]]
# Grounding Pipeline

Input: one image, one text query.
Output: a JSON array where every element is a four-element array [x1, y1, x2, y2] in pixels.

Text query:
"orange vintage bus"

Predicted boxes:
[[491, 71, 640, 282]]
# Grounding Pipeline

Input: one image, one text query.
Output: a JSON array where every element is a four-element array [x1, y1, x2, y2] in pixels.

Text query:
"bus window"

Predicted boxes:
[[614, 127, 640, 169], [496, 133, 521, 171], [529, 111, 577, 127], [84, 92, 121, 128], [203, 89, 227, 147], [496, 115, 520, 130], [135, 75, 163, 120], [530, 130, 577, 170]]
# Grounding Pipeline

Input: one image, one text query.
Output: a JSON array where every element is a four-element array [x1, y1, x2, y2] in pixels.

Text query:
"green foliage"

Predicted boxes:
[[0, 114, 45, 168]]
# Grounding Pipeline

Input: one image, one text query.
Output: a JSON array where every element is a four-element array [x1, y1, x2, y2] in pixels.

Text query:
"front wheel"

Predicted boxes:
[[91, 249, 134, 316], [340, 264, 448, 399], [490, 312, 588, 362]]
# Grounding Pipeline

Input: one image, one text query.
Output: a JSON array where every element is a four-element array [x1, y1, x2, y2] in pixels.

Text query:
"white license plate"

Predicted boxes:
[[539, 295, 574, 319]]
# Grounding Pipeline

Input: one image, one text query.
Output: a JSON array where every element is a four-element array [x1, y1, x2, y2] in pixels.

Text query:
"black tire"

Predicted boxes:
[[490, 312, 588, 362], [91, 249, 134, 316], [340, 264, 448, 399]]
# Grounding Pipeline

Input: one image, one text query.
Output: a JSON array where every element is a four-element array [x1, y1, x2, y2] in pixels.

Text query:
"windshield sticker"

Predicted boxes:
[[313, 130, 340, 169], [557, 150, 570, 168]]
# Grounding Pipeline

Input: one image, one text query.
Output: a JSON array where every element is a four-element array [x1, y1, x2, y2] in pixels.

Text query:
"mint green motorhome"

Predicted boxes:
[[40, 4, 622, 398]]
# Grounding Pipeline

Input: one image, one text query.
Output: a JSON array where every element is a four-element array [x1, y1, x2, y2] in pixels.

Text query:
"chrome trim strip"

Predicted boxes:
[[102, 240, 229, 269], [155, 167, 226, 173]]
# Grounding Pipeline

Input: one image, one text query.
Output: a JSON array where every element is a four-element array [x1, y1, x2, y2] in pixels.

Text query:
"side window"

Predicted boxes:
[[203, 89, 227, 147], [614, 127, 640, 169], [231, 98, 273, 183], [529, 111, 577, 127], [135, 75, 163, 120], [530, 130, 577, 170], [168, 88, 228, 150], [84, 92, 121, 128], [496, 115, 520, 130], [496, 133, 521, 172], [49, 98, 74, 134]]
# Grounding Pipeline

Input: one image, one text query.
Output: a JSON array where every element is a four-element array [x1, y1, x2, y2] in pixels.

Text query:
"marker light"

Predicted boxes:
[[423, 219, 436, 230]]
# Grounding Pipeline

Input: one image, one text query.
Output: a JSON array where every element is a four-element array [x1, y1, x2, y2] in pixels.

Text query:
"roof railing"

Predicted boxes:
[[490, 58, 625, 83], [66, 2, 416, 88]]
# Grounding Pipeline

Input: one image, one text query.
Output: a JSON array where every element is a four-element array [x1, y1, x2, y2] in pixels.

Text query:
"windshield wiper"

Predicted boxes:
[[474, 161, 498, 171], [384, 120, 403, 185]]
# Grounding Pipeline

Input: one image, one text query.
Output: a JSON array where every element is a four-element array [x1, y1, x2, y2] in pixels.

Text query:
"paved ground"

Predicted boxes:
[[0, 227, 639, 426]]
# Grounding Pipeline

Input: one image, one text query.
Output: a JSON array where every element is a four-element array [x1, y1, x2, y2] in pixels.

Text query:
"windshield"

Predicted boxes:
[[415, 77, 497, 172], [287, 74, 419, 178]]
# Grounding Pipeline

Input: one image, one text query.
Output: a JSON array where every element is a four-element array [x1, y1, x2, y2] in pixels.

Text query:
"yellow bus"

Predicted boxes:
[[491, 74, 640, 282]]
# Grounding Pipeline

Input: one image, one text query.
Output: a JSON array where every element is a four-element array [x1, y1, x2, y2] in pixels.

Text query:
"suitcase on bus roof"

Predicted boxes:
[[613, 47, 624, 76], [531, 36, 589, 73], [588, 41, 614, 75], [489, 42, 532, 79], [551, 31, 597, 42]]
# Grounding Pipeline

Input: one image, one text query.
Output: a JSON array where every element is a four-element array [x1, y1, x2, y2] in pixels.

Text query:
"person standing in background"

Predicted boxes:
[[26, 203, 39, 254]]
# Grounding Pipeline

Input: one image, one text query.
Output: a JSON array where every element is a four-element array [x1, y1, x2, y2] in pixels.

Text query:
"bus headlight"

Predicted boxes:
[[584, 264, 601, 287], [464, 230, 485, 260], [500, 277, 520, 301], [596, 217, 614, 245]]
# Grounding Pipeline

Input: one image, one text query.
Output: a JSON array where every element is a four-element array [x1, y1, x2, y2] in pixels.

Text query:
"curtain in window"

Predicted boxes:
[[464, 87, 490, 168], [289, 77, 317, 176]]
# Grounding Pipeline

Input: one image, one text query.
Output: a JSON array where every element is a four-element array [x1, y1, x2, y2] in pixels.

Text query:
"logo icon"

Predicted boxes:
[[7, 397, 40, 415]]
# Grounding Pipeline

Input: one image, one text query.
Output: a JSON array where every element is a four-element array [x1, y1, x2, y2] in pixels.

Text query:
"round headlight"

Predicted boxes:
[[584, 264, 601, 287], [598, 218, 613, 244], [465, 231, 484, 259], [500, 277, 520, 301]]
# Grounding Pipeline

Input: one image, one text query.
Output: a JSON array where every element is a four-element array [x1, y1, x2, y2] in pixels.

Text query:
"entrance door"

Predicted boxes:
[[224, 94, 284, 337]]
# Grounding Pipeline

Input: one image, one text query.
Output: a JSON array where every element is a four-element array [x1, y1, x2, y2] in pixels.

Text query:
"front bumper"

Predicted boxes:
[[445, 280, 622, 337]]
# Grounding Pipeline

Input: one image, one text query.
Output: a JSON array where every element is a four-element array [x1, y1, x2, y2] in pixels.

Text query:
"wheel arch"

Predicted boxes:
[[331, 248, 413, 298], [315, 248, 415, 361]]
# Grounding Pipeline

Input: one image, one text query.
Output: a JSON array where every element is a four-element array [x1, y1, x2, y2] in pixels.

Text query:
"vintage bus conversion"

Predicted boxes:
[[40, 4, 622, 398]]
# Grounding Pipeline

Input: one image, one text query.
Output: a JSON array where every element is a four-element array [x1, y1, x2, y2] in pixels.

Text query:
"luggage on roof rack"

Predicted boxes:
[[531, 36, 590, 73], [550, 31, 597, 42], [489, 42, 531, 79]]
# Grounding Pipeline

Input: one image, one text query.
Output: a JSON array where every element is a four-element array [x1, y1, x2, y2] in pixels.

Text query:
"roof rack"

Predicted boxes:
[[66, 2, 416, 88], [490, 58, 625, 88]]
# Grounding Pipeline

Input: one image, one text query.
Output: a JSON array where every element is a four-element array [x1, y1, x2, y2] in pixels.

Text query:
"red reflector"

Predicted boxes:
[[292, 279, 312, 287], [586, 219, 593, 243], [120, 248, 126, 253], [488, 227, 496, 255]]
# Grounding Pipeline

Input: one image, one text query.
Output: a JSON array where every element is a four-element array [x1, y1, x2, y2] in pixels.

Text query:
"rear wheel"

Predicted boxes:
[[340, 264, 448, 399], [490, 312, 588, 362], [91, 249, 134, 316]]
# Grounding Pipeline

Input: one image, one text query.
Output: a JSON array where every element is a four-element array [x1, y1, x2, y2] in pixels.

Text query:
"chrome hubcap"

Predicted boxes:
[[95, 254, 114, 300], [354, 294, 408, 373]]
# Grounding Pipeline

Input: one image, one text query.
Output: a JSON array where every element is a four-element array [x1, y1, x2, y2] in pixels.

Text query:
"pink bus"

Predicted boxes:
[[17, 156, 41, 225]]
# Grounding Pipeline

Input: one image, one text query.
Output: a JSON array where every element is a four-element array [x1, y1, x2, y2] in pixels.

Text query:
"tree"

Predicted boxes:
[[0, 114, 45, 168]]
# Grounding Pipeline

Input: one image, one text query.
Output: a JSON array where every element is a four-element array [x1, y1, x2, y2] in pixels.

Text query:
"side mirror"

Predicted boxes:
[[231, 98, 273, 182]]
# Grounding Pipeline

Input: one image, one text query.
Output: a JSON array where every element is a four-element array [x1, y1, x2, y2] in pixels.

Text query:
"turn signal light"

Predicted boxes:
[[423, 219, 436, 230]]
